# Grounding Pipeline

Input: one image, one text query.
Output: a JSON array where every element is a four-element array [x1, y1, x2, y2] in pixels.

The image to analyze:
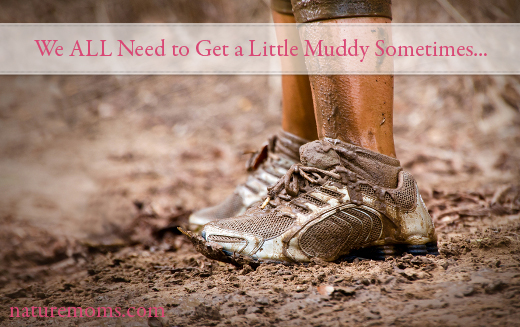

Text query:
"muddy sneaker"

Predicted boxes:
[[193, 138, 438, 263], [188, 131, 309, 231]]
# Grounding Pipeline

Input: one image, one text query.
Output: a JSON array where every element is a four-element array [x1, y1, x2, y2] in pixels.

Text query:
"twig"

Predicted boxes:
[[491, 185, 512, 205], [435, 206, 490, 220]]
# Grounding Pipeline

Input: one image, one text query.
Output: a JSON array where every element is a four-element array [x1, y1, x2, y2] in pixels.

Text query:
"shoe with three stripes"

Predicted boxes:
[[197, 138, 438, 263]]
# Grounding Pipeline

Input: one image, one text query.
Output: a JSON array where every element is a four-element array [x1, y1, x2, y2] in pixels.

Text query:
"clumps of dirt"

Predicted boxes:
[[471, 235, 513, 250], [82, 200, 193, 256], [0, 215, 80, 269], [192, 303, 222, 321], [424, 185, 520, 230], [121, 200, 192, 249], [394, 253, 437, 271], [2, 222, 520, 326], [438, 226, 519, 263]]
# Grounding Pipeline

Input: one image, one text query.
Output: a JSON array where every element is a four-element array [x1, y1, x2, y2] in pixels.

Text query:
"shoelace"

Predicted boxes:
[[245, 135, 301, 195], [260, 163, 341, 208]]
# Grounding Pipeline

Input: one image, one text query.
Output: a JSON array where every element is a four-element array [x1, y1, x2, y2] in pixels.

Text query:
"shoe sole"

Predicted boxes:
[[337, 242, 439, 262], [180, 227, 438, 267]]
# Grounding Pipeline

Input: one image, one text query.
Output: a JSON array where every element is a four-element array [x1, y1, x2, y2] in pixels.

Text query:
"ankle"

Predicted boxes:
[[319, 133, 396, 158], [336, 136, 396, 158]]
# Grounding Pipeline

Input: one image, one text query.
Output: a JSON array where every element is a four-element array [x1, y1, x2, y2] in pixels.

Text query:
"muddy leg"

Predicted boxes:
[[292, 0, 396, 157], [309, 18, 395, 157]]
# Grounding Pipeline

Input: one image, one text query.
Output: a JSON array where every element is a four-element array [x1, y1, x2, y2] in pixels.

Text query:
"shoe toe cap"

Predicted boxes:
[[202, 222, 260, 255]]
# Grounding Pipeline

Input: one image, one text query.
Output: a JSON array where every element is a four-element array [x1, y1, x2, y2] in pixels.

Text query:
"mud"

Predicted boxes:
[[1, 69, 519, 327], [292, 0, 392, 23], [308, 74, 396, 158], [1, 221, 519, 326], [0, 76, 519, 327]]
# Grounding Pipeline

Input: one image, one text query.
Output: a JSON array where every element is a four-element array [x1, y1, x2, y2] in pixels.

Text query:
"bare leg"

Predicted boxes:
[[272, 10, 319, 141], [308, 17, 396, 157]]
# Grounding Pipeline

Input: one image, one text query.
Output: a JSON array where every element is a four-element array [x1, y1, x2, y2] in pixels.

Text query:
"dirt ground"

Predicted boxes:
[[1, 1, 520, 326]]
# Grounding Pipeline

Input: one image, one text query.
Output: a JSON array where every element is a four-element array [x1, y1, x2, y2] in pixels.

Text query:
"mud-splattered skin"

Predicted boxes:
[[309, 73, 395, 156], [270, 1, 396, 155], [302, 16, 396, 157], [270, 2, 396, 154]]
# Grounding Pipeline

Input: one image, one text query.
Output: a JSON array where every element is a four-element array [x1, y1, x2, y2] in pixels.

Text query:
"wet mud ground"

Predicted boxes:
[[1, 1, 520, 326], [0, 72, 519, 327], [4, 222, 520, 327]]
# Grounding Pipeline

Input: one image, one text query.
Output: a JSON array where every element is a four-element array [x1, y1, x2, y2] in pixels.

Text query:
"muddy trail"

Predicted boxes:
[[1, 0, 520, 326], [1, 72, 519, 326], [1, 215, 520, 326]]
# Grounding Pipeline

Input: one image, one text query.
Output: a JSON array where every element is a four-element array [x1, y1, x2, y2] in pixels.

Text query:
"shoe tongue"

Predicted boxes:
[[300, 139, 402, 188], [299, 140, 341, 170]]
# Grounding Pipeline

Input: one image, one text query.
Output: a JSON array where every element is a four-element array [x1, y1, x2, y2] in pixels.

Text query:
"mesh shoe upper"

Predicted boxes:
[[188, 131, 309, 230], [201, 138, 437, 262]]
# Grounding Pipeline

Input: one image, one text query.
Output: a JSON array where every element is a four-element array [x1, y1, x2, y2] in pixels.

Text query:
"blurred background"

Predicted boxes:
[[0, 0, 518, 270]]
